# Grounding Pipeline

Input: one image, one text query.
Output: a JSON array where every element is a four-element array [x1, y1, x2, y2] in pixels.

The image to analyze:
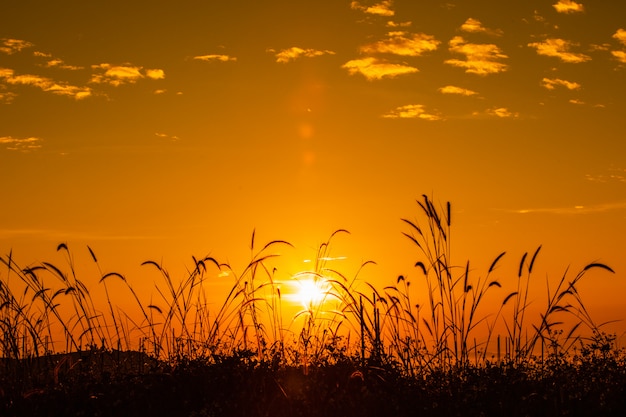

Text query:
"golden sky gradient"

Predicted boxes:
[[2, 1, 626, 339]]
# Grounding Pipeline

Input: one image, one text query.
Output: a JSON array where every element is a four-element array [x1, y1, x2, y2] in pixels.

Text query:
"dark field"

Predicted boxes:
[[2, 346, 626, 417]]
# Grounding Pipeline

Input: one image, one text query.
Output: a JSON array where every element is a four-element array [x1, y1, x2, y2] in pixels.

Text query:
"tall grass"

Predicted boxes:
[[0, 196, 617, 381]]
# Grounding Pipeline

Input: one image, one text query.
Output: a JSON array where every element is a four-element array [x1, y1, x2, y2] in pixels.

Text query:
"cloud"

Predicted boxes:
[[193, 54, 237, 62], [342, 57, 418, 80], [586, 168, 626, 183], [512, 201, 626, 215], [528, 38, 591, 63], [382, 104, 442, 120], [90, 63, 165, 86], [32, 52, 84, 70], [351, 0, 394, 17], [483, 107, 519, 118], [445, 36, 508, 75], [611, 50, 626, 64], [0, 89, 17, 103], [155, 132, 180, 141], [438, 85, 478, 96], [272, 47, 335, 63], [386, 21, 412, 28], [611, 30, 626, 64], [0, 67, 92, 99], [359, 31, 440, 56], [0, 38, 33, 54], [460, 18, 503, 36], [568, 98, 584, 105], [553, 0, 584, 14], [613, 29, 626, 46], [41, 59, 83, 70], [541, 77, 581, 90], [0, 136, 42, 152], [145, 69, 165, 80]]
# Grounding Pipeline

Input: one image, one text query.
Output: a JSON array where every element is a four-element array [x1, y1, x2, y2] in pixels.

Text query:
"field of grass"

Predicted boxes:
[[1, 196, 624, 416]]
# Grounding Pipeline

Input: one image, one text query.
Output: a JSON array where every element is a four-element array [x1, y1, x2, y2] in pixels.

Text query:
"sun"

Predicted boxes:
[[294, 276, 330, 309]]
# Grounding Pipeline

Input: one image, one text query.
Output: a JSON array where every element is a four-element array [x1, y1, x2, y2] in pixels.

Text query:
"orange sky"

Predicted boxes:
[[1, 0, 626, 344]]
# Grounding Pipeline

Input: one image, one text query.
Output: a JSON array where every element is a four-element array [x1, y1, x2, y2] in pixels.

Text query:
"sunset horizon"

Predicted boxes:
[[2, 0, 626, 347]]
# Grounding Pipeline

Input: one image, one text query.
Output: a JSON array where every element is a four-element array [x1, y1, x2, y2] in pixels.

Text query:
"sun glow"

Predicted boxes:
[[294, 275, 330, 309]]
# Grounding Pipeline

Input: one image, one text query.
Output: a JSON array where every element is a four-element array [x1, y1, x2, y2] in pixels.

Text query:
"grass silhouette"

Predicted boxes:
[[0, 195, 624, 416]]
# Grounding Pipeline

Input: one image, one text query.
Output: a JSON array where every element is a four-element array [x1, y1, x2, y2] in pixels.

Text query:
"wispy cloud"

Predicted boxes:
[[528, 38, 591, 63], [541, 77, 581, 90], [613, 29, 626, 46], [155, 132, 180, 141], [611, 29, 626, 64], [0, 90, 17, 104], [33, 52, 84, 70], [611, 50, 626, 64], [0, 38, 33, 54], [90, 63, 165, 86], [511, 201, 626, 215], [359, 31, 440, 56], [193, 54, 237, 62], [553, 0, 584, 14], [0, 67, 92, 99], [386, 21, 411, 28], [382, 104, 442, 120], [0, 136, 43, 152], [41, 58, 83, 70], [342, 57, 417, 80], [438, 85, 478, 96], [271, 47, 335, 63], [445, 36, 508, 75], [586, 168, 626, 183], [480, 107, 519, 118], [351, 0, 394, 17], [460, 18, 503, 37]]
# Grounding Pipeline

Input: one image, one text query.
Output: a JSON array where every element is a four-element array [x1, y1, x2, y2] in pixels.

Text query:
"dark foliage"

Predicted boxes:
[[2, 350, 625, 417]]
